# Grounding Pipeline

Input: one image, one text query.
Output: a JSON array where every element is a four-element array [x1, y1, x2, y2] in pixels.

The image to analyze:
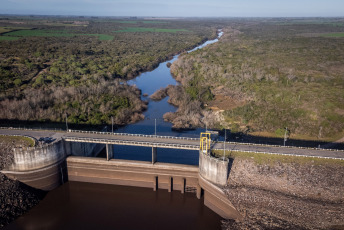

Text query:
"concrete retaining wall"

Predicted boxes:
[[199, 174, 243, 220], [199, 151, 229, 186], [2, 140, 105, 190], [67, 156, 200, 194], [11, 140, 66, 171]]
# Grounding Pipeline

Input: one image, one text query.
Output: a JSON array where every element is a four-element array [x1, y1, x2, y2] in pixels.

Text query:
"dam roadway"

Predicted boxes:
[[0, 128, 343, 159]]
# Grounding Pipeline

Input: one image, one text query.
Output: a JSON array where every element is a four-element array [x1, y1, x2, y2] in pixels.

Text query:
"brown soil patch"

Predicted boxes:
[[206, 95, 244, 111]]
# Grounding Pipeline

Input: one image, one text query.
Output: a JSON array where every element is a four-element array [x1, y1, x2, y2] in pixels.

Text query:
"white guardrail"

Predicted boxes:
[[213, 148, 344, 160], [64, 137, 199, 150], [1, 127, 343, 153], [67, 129, 344, 152], [67, 129, 200, 141]]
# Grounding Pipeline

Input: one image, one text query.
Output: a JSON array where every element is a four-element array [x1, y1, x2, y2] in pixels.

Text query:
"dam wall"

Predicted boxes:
[[67, 156, 200, 194], [199, 151, 229, 186], [67, 156, 242, 220], [1, 140, 105, 190], [2, 139, 242, 220]]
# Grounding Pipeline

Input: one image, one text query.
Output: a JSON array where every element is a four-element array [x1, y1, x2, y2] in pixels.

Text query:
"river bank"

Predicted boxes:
[[0, 137, 46, 228], [221, 155, 344, 229]]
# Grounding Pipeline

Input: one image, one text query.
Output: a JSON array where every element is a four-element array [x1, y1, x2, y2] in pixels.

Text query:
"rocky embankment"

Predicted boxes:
[[0, 137, 46, 228], [222, 157, 344, 229]]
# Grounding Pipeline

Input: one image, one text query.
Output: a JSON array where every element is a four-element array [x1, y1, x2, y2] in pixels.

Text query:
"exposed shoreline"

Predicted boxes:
[[221, 157, 344, 229], [0, 137, 46, 228]]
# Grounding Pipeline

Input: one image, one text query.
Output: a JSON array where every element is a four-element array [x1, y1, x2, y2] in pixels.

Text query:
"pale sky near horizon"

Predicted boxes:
[[1, 0, 344, 17]]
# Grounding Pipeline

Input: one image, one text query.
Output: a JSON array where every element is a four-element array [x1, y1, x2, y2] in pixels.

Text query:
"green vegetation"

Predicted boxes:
[[212, 150, 344, 166], [0, 135, 35, 147], [84, 34, 114, 40], [0, 16, 216, 126], [115, 21, 166, 24], [0, 27, 13, 34], [171, 18, 344, 139], [321, 32, 344, 37], [2, 29, 114, 41], [3, 29, 75, 37], [0, 36, 19, 41], [115, 27, 189, 33]]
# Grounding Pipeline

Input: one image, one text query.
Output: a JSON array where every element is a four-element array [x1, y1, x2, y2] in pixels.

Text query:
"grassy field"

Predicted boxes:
[[321, 32, 344, 37], [1, 29, 114, 41], [212, 150, 344, 166], [115, 20, 166, 24], [85, 34, 114, 41], [0, 27, 14, 34], [3, 29, 75, 37], [0, 135, 35, 147], [0, 36, 19, 41], [0, 26, 30, 34], [115, 27, 189, 33]]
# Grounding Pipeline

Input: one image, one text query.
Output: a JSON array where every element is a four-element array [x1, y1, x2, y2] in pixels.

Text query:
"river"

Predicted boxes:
[[113, 31, 223, 166], [3, 31, 224, 230], [117, 31, 223, 137]]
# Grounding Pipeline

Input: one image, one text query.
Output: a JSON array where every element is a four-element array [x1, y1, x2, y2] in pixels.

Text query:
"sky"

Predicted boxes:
[[1, 0, 344, 17]]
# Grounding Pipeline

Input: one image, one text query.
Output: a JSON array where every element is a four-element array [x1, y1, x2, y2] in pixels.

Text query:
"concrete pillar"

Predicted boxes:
[[168, 177, 172, 192], [153, 176, 158, 191], [196, 184, 202, 199], [181, 178, 185, 194], [106, 144, 113, 161], [63, 140, 71, 156], [152, 147, 157, 164]]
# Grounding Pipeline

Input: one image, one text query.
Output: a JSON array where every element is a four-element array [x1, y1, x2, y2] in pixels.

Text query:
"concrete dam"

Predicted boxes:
[[1, 133, 243, 220]]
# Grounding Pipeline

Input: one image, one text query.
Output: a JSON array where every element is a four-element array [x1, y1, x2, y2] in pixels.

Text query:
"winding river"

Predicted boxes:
[[3, 31, 225, 230], [117, 31, 224, 137], [112, 31, 223, 165]]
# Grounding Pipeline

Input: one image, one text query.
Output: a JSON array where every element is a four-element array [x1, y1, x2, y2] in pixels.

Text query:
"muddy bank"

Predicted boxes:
[[222, 157, 344, 229], [0, 137, 47, 228]]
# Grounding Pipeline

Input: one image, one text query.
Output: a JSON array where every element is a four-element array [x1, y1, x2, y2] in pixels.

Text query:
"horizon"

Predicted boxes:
[[1, 0, 344, 18], [1, 14, 344, 19]]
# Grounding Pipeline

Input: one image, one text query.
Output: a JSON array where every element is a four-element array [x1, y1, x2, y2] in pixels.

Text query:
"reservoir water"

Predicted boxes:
[[4, 182, 222, 230], [4, 31, 225, 230]]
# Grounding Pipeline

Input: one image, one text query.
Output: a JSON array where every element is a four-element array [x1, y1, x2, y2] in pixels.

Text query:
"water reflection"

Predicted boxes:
[[116, 31, 223, 137]]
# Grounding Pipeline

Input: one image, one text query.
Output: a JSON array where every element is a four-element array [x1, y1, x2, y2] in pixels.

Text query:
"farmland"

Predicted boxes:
[[1, 29, 114, 41], [322, 32, 344, 37], [115, 27, 189, 33]]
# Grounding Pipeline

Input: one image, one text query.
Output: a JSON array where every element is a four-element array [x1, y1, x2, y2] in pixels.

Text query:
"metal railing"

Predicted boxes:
[[63, 136, 199, 150], [212, 147, 344, 160], [1, 127, 343, 153], [68, 129, 200, 141]]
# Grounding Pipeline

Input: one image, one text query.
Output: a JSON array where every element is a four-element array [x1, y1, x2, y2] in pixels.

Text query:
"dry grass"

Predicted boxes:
[[212, 149, 344, 166]]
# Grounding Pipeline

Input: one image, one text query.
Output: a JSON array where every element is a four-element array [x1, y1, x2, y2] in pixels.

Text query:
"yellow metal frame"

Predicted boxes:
[[200, 132, 211, 154]]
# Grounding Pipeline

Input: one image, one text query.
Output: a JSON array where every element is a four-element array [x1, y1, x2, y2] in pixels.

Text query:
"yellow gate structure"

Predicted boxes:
[[200, 132, 211, 154]]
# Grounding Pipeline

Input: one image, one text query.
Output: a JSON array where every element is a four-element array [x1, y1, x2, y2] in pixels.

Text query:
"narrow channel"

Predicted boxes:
[[112, 31, 224, 165], [117, 31, 224, 137]]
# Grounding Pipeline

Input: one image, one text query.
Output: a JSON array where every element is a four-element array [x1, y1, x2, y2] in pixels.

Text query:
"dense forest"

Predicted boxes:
[[0, 16, 217, 126], [1, 16, 343, 140], [170, 18, 344, 140]]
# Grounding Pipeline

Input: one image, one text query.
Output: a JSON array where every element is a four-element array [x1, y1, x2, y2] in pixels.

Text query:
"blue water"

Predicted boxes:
[[112, 31, 223, 165]]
